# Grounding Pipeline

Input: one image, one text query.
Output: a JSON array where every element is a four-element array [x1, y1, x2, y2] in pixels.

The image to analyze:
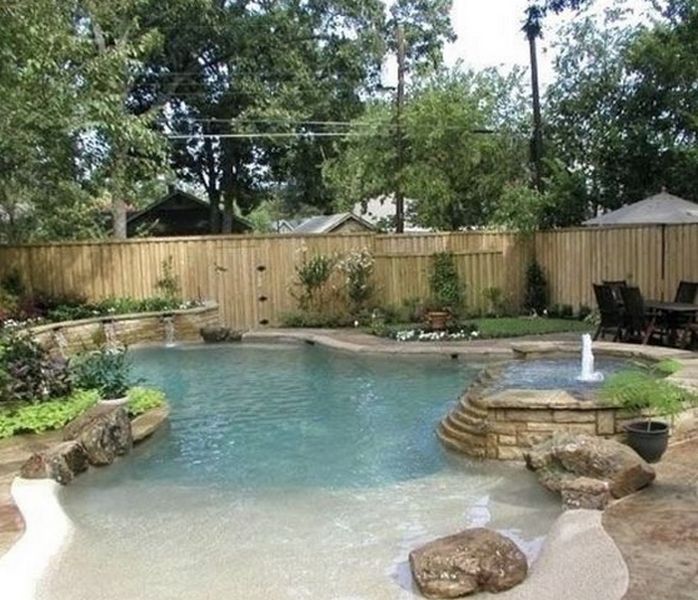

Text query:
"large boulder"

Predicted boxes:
[[200, 326, 242, 343], [409, 528, 528, 598], [63, 404, 132, 466], [524, 433, 655, 501], [20, 441, 88, 485], [131, 405, 170, 443]]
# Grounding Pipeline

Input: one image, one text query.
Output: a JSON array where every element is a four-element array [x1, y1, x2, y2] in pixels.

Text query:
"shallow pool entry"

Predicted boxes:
[[39, 344, 560, 600]]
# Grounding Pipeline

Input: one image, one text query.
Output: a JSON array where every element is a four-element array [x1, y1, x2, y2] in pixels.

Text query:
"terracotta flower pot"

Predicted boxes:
[[426, 311, 450, 331]]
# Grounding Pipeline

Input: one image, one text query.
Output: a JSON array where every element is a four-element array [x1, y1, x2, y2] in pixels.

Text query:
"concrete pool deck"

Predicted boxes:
[[1, 331, 697, 599]]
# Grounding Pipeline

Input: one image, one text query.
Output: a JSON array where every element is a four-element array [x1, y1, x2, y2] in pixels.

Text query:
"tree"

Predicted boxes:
[[546, 0, 698, 213], [325, 68, 530, 230]]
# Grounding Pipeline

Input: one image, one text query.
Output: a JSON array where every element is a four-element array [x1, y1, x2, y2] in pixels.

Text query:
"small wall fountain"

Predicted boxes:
[[576, 333, 604, 383], [103, 320, 121, 351], [162, 315, 176, 347], [51, 328, 69, 359]]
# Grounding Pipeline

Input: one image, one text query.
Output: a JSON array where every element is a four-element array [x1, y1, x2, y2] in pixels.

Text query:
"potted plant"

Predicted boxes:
[[69, 347, 133, 404], [601, 361, 696, 463]]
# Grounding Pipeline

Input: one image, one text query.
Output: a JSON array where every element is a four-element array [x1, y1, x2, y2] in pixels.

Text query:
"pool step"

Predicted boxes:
[[437, 427, 486, 458], [439, 419, 486, 447], [447, 411, 487, 434]]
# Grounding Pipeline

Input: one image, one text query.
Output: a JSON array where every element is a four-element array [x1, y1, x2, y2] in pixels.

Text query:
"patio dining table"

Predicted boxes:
[[644, 300, 698, 346]]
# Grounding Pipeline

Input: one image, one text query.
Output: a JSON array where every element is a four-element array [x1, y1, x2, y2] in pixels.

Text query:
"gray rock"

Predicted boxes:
[[20, 441, 88, 485], [409, 528, 528, 598], [525, 432, 655, 500], [131, 405, 170, 443], [561, 476, 612, 510], [64, 404, 132, 466], [200, 326, 243, 343]]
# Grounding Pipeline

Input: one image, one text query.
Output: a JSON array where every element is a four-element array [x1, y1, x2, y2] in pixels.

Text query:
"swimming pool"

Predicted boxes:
[[38, 344, 559, 599]]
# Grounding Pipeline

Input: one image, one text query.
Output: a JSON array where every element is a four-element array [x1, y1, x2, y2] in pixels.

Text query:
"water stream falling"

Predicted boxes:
[[51, 328, 69, 359], [576, 333, 604, 382], [163, 316, 176, 347], [103, 320, 120, 351]]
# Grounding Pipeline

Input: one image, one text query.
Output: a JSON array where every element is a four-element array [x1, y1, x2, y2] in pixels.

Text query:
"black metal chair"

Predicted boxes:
[[620, 286, 664, 344], [602, 280, 627, 306], [674, 281, 698, 304], [593, 284, 623, 341]]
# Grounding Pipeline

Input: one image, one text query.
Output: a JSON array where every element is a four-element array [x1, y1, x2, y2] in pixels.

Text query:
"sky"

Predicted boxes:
[[441, 0, 651, 86]]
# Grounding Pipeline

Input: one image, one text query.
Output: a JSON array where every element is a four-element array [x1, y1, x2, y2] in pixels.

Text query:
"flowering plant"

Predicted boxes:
[[392, 326, 479, 343], [338, 249, 375, 313]]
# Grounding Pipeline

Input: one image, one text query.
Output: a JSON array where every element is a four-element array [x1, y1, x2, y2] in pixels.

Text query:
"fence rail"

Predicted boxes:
[[0, 224, 696, 328]]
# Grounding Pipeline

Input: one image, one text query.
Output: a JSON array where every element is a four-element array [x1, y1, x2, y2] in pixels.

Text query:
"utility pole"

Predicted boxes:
[[395, 25, 406, 234], [527, 31, 544, 194]]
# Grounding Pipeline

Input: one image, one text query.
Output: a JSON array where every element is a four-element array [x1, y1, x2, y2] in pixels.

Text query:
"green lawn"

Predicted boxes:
[[471, 317, 592, 339]]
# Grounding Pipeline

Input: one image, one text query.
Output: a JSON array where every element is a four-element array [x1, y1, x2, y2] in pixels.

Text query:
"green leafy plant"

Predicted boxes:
[[602, 364, 696, 431], [292, 248, 337, 311], [0, 330, 72, 403], [482, 286, 510, 317], [155, 256, 181, 301], [127, 387, 165, 417], [338, 249, 375, 314], [0, 389, 99, 439], [428, 252, 463, 313], [280, 310, 354, 328], [524, 261, 548, 315], [69, 348, 133, 399]]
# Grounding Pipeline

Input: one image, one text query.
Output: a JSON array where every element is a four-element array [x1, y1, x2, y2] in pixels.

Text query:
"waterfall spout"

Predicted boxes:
[[577, 333, 604, 382], [103, 320, 121, 351], [52, 328, 68, 359], [163, 316, 176, 347]]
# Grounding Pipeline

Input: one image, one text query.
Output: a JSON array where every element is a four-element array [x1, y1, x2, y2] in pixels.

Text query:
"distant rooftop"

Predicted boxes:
[[293, 213, 374, 234], [584, 191, 698, 226]]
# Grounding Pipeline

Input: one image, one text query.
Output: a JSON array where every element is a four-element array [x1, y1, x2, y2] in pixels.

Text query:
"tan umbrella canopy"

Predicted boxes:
[[584, 191, 698, 226]]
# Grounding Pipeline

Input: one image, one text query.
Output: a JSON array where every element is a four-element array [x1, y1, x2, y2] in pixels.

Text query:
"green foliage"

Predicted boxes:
[[292, 250, 337, 311], [280, 311, 354, 329], [69, 348, 132, 399], [429, 252, 463, 312], [325, 68, 530, 230], [338, 249, 375, 314], [127, 387, 165, 417], [601, 368, 696, 421], [0, 389, 100, 439], [482, 287, 510, 317], [0, 330, 72, 403], [155, 257, 181, 301], [524, 261, 548, 315]]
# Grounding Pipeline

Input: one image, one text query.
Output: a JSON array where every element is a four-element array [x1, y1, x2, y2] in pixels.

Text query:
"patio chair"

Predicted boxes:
[[592, 284, 623, 341], [620, 286, 664, 344], [602, 280, 627, 305], [674, 281, 698, 304]]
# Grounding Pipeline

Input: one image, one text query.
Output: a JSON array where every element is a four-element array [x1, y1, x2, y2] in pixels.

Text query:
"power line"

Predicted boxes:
[[166, 131, 380, 140]]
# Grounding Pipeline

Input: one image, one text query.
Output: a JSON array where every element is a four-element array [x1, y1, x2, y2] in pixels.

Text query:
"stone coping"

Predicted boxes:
[[27, 300, 218, 334]]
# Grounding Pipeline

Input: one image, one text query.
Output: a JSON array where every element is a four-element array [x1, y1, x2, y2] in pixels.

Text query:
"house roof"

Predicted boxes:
[[352, 195, 429, 232], [293, 212, 374, 234], [127, 188, 252, 229], [584, 191, 698, 226]]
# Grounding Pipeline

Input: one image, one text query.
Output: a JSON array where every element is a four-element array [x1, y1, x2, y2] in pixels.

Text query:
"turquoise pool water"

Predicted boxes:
[[39, 344, 560, 600]]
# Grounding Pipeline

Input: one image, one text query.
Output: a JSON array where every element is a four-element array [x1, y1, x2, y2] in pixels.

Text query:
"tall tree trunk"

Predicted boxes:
[[112, 196, 127, 239], [222, 192, 234, 234], [209, 188, 221, 233], [528, 32, 544, 193]]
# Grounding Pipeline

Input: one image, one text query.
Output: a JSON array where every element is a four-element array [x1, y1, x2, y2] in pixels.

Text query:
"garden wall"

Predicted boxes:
[[29, 303, 219, 355]]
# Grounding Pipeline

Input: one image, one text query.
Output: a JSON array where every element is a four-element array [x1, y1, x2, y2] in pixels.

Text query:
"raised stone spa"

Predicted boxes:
[[438, 341, 698, 460]]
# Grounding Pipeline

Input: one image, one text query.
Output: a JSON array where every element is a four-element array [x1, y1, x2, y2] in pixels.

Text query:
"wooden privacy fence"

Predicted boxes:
[[0, 232, 530, 328], [536, 224, 698, 308], [0, 224, 696, 328]]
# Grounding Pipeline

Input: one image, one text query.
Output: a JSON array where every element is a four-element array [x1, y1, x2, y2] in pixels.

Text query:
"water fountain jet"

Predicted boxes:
[[576, 333, 604, 382]]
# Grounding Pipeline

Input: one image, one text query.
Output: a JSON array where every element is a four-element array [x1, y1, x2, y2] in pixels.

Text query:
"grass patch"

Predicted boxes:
[[471, 317, 592, 338], [127, 387, 166, 417], [371, 317, 592, 341]]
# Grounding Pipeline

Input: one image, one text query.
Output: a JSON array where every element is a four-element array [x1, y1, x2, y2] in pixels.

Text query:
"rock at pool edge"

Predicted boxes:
[[409, 528, 528, 598]]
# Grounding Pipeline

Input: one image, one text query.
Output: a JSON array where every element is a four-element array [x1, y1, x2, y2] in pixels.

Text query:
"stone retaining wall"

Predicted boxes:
[[28, 302, 220, 355], [438, 342, 698, 461]]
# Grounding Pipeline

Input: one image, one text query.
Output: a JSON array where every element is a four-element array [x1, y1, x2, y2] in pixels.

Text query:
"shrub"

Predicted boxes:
[[429, 252, 463, 313], [338, 249, 375, 314], [292, 249, 337, 311], [280, 310, 354, 328], [127, 387, 165, 417], [578, 304, 592, 320], [155, 256, 181, 300], [69, 348, 133, 399], [0, 330, 72, 403], [0, 389, 99, 439], [524, 261, 548, 315]]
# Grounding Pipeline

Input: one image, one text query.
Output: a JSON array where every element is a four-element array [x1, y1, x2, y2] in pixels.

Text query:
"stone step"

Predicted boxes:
[[448, 411, 487, 434], [457, 399, 489, 419], [439, 419, 487, 447], [436, 428, 486, 458]]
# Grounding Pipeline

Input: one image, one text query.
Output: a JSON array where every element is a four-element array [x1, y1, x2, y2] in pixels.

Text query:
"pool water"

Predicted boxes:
[[38, 344, 560, 600], [491, 357, 631, 395]]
